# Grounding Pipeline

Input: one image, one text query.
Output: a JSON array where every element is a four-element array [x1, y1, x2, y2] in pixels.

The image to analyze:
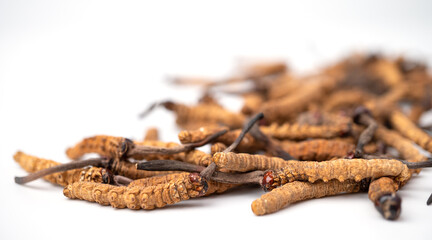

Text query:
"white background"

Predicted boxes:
[[1, 1, 432, 239]]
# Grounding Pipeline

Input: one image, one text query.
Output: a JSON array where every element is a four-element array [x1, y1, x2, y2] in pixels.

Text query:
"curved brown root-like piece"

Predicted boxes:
[[64, 173, 208, 210], [252, 180, 367, 216], [261, 158, 411, 191], [390, 110, 432, 153], [128, 172, 237, 196], [261, 122, 351, 140], [368, 177, 401, 220]]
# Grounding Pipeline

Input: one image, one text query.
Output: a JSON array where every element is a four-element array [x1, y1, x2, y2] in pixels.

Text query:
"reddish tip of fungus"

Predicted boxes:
[[345, 151, 355, 159], [262, 171, 274, 192], [189, 173, 208, 196]]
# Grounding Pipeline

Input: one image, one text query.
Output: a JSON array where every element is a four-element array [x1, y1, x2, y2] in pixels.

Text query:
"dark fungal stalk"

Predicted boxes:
[[353, 106, 378, 158]]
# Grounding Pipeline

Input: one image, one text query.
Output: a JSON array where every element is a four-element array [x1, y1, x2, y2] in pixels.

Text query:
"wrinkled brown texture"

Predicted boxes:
[[64, 173, 207, 209], [66, 135, 125, 160], [252, 180, 363, 216]]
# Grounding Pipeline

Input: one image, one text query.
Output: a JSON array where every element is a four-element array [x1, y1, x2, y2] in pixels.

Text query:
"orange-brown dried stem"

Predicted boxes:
[[128, 172, 237, 196], [390, 110, 432, 153], [261, 122, 351, 140], [211, 142, 227, 155], [262, 158, 411, 191], [63, 173, 208, 209], [260, 76, 339, 123], [178, 126, 229, 144], [252, 180, 366, 216], [279, 139, 355, 161], [66, 135, 128, 160], [161, 101, 246, 129]]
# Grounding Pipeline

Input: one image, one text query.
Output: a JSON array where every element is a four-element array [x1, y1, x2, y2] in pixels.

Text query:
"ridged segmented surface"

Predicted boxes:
[[268, 158, 410, 189], [390, 110, 432, 153], [252, 180, 363, 216], [213, 152, 289, 172], [261, 122, 350, 140], [63, 174, 207, 209], [66, 135, 125, 160], [280, 139, 355, 161], [128, 172, 236, 196], [368, 177, 400, 203]]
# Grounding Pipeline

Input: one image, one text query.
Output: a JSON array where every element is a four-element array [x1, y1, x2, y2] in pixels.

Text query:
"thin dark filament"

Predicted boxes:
[[427, 193, 432, 205], [355, 114, 378, 158], [138, 101, 161, 119], [399, 159, 432, 169], [224, 112, 264, 153], [15, 158, 104, 184], [128, 129, 228, 157]]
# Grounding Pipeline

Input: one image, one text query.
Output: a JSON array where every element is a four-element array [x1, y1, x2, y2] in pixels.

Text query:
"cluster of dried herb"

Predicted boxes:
[[14, 54, 432, 220]]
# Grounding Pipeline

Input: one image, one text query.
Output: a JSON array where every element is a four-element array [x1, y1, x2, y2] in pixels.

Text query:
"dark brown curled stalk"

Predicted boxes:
[[200, 112, 264, 179], [353, 106, 378, 158]]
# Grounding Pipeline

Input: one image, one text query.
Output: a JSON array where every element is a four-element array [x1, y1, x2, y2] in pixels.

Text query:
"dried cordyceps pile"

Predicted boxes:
[[14, 53, 432, 220]]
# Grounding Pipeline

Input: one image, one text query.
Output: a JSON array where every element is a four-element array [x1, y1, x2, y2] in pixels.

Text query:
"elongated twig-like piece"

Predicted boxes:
[[262, 158, 414, 191], [261, 122, 351, 140], [375, 126, 427, 175], [14, 152, 109, 186], [140, 101, 246, 129], [368, 177, 401, 220], [260, 78, 338, 123], [212, 152, 289, 172], [390, 110, 432, 153], [178, 126, 229, 144], [128, 172, 237, 196], [63, 173, 208, 209], [66, 135, 130, 160], [252, 180, 367, 216], [353, 107, 378, 157], [279, 139, 354, 161]]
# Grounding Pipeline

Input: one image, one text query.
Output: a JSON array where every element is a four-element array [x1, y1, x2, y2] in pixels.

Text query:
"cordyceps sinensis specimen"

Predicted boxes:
[[139, 100, 246, 129], [368, 177, 401, 220], [128, 172, 237, 196], [261, 158, 432, 191], [252, 179, 370, 216], [66, 135, 129, 160], [278, 139, 356, 161], [65, 130, 226, 163], [14, 151, 112, 186], [63, 173, 208, 210], [389, 110, 432, 153], [260, 121, 351, 140]]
